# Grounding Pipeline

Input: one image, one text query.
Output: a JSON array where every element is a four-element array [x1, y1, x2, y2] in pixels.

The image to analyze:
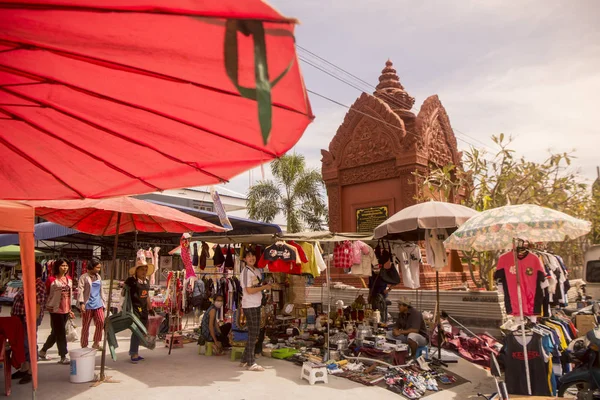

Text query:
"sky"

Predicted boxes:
[[221, 0, 600, 197]]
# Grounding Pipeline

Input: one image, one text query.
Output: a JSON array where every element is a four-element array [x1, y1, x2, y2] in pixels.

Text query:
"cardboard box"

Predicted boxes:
[[575, 314, 597, 336]]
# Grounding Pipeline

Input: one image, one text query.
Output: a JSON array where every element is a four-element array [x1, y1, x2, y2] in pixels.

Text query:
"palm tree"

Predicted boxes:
[[247, 154, 327, 233]]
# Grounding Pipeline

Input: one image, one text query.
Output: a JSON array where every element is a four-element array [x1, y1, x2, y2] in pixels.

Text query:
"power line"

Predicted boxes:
[[305, 88, 489, 151], [297, 46, 496, 152]]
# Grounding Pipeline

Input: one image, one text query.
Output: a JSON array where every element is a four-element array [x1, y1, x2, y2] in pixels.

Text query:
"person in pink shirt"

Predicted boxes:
[[39, 259, 75, 365]]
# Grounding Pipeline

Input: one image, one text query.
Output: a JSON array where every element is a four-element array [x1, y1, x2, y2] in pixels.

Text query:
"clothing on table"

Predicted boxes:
[[392, 243, 422, 289], [125, 277, 150, 319], [424, 229, 448, 270], [394, 306, 429, 342], [42, 313, 69, 358], [81, 308, 105, 348], [241, 306, 261, 366], [241, 266, 263, 309], [494, 251, 548, 316], [334, 241, 354, 269], [504, 332, 552, 396]]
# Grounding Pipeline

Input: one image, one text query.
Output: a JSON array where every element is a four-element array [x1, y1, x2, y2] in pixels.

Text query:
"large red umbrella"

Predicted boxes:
[[0, 0, 313, 200], [24, 196, 226, 384]]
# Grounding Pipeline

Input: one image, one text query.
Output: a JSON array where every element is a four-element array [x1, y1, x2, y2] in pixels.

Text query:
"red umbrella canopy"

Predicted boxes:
[[0, 0, 313, 200], [23, 196, 226, 235]]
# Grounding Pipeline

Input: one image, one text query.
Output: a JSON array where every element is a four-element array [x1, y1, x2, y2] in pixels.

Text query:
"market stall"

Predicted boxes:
[[445, 204, 592, 397]]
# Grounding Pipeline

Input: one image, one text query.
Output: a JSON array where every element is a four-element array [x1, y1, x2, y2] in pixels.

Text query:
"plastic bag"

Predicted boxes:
[[66, 319, 79, 343]]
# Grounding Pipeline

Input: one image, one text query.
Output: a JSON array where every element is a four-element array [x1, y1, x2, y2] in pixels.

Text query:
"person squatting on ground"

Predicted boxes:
[[124, 259, 155, 363], [11, 262, 47, 384], [240, 247, 273, 372], [39, 258, 75, 365], [387, 297, 429, 359], [78, 258, 107, 351], [200, 294, 231, 353]]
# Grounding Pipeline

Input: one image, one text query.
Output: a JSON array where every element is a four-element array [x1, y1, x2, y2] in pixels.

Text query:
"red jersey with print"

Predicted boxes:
[[258, 243, 297, 273], [495, 251, 547, 316]]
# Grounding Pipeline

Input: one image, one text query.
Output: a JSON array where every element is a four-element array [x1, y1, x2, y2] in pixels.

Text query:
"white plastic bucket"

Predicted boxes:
[[69, 348, 97, 383]]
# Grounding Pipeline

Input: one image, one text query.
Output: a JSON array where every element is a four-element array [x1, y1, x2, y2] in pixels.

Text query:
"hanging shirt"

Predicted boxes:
[[351, 245, 376, 277], [333, 241, 353, 269], [504, 333, 552, 396], [495, 251, 548, 316], [258, 243, 297, 273], [299, 242, 319, 277], [393, 243, 422, 289], [425, 229, 448, 270], [314, 242, 327, 273]]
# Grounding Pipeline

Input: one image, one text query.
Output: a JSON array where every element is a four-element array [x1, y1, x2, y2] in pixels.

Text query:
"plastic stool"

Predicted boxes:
[[301, 362, 328, 385], [230, 346, 245, 361], [415, 346, 429, 359], [206, 342, 213, 356]]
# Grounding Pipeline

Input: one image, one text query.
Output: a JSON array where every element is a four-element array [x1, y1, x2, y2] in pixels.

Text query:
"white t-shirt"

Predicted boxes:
[[393, 243, 422, 289], [425, 228, 448, 271], [241, 265, 263, 309]]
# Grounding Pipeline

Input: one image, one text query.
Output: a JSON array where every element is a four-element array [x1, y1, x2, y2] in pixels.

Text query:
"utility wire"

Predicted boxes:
[[297, 46, 496, 152]]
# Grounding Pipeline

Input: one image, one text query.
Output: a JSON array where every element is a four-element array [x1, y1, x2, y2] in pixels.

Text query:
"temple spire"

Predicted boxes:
[[374, 59, 415, 111]]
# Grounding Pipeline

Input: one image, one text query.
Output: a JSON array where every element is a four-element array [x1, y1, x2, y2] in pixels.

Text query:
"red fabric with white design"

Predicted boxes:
[[334, 241, 353, 269]]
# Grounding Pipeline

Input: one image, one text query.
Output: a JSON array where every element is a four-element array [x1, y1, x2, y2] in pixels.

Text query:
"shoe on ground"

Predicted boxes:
[[11, 370, 27, 380], [19, 374, 32, 385], [247, 363, 264, 372], [38, 350, 51, 361], [239, 362, 247, 368], [58, 357, 70, 365]]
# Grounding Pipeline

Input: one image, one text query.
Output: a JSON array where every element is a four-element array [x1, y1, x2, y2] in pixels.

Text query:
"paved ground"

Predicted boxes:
[[8, 316, 497, 400]]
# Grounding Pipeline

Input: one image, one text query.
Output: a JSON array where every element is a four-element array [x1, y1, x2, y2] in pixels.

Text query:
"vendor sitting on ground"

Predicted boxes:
[[200, 294, 231, 353], [387, 297, 428, 359]]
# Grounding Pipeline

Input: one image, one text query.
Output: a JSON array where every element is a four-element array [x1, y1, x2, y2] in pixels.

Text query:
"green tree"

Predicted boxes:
[[247, 154, 327, 233], [415, 134, 591, 288]]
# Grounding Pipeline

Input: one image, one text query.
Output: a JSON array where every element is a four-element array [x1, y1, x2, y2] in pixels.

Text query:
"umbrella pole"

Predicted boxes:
[[436, 270, 442, 361], [513, 238, 531, 395], [96, 213, 122, 386]]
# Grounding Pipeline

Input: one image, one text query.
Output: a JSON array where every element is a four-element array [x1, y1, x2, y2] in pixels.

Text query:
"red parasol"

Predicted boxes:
[[23, 197, 226, 235], [0, 0, 313, 200], [24, 196, 226, 385]]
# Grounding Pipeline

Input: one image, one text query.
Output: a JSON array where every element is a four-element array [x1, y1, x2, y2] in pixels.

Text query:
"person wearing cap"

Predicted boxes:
[[124, 258, 155, 363], [388, 297, 428, 359]]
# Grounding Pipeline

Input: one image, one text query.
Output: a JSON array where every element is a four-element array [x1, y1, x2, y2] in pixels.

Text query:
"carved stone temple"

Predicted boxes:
[[320, 60, 474, 289]]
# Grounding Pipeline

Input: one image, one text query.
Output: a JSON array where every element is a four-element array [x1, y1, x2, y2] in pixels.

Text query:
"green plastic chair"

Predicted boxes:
[[105, 286, 153, 361]]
